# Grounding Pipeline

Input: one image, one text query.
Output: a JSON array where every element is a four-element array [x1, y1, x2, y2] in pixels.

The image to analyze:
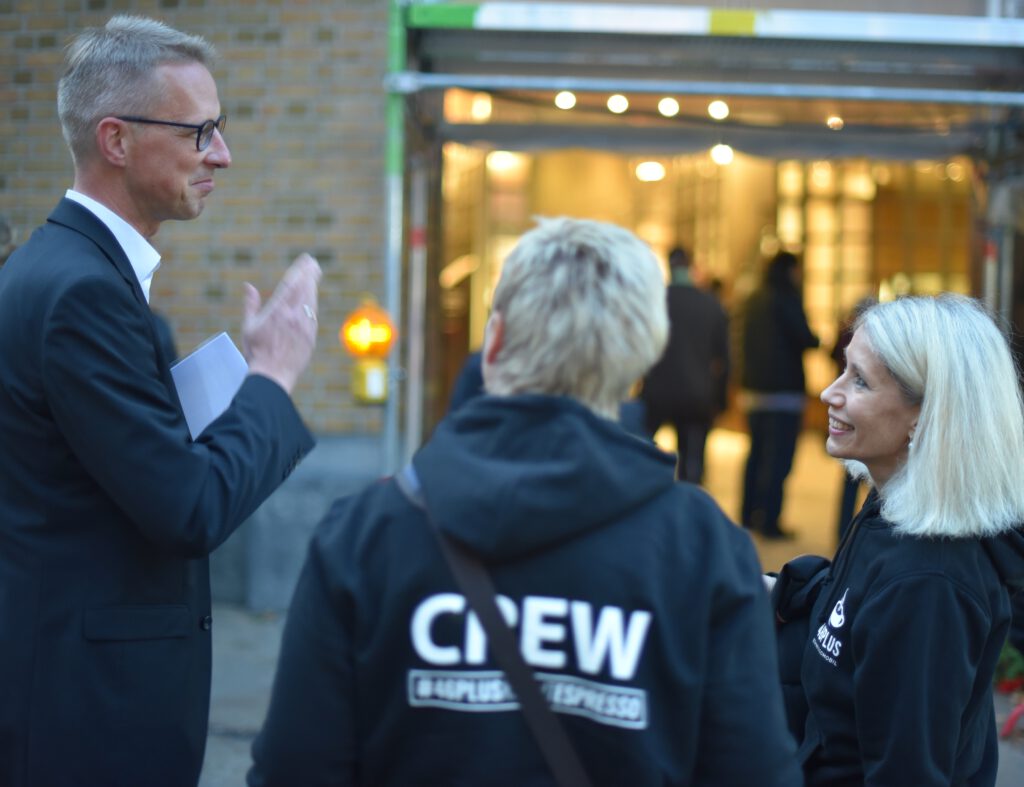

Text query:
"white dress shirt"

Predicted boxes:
[[65, 189, 161, 303]]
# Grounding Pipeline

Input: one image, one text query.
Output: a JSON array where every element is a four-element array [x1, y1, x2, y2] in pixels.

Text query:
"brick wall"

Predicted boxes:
[[0, 0, 390, 435]]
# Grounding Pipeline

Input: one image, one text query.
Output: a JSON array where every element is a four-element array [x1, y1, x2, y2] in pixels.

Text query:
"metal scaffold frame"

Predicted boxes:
[[382, 2, 1024, 465]]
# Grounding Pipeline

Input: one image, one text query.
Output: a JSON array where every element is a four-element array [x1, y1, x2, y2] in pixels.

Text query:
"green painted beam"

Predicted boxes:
[[407, 3, 480, 30]]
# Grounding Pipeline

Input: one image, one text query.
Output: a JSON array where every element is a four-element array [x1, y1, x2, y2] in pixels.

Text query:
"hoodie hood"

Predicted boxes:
[[982, 526, 1024, 591], [413, 394, 676, 560]]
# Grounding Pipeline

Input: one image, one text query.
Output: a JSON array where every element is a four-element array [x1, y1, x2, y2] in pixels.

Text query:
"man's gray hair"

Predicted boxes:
[[485, 216, 668, 419], [57, 16, 216, 166], [847, 293, 1024, 537]]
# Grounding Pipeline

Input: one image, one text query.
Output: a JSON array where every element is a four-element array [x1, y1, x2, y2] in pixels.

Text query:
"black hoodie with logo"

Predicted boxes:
[[249, 394, 803, 786], [797, 491, 1024, 786]]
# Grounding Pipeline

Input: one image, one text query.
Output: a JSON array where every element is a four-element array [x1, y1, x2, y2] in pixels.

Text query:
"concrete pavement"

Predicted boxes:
[[199, 605, 283, 787]]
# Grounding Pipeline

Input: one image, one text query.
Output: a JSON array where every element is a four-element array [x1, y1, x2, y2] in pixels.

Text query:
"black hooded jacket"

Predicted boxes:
[[249, 395, 803, 786], [741, 280, 819, 394], [796, 491, 1024, 786]]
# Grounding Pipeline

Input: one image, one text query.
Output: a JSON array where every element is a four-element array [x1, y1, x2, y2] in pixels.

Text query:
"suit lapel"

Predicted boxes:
[[47, 198, 148, 307], [47, 199, 184, 415]]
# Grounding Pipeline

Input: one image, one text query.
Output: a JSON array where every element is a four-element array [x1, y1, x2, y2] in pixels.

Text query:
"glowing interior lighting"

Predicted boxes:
[[470, 93, 492, 122], [811, 161, 833, 189], [554, 91, 577, 110], [635, 161, 666, 182], [657, 97, 680, 118], [607, 94, 629, 114], [826, 115, 844, 131], [708, 100, 730, 120], [486, 150, 522, 174], [710, 144, 734, 165]]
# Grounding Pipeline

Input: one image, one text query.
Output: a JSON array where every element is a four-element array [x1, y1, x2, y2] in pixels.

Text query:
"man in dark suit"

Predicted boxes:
[[0, 16, 321, 787], [640, 246, 730, 484]]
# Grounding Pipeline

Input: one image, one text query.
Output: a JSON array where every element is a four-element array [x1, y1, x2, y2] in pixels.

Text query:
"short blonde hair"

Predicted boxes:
[[485, 217, 668, 419], [847, 294, 1024, 537]]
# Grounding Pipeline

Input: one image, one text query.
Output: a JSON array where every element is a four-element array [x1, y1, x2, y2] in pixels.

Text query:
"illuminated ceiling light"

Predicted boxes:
[[554, 91, 577, 110], [635, 161, 666, 182], [657, 97, 680, 118], [710, 144, 734, 165], [707, 100, 730, 120], [486, 150, 523, 174], [470, 93, 492, 122], [826, 114, 844, 131], [607, 94, 629, 114]]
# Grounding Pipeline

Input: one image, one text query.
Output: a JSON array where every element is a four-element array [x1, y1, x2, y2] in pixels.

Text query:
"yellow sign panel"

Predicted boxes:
[[709, 9, 756, 37], [352, 358, 388, 404]]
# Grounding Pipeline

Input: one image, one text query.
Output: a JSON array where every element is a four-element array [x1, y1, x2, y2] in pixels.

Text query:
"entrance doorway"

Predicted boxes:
[[434, 143, 978, 431]]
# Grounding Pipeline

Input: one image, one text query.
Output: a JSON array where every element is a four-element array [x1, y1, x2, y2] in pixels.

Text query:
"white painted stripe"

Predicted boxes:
[[453, 2, 1024, 46], [475, 3, 709, 35], [756, 10, 1024, 46]]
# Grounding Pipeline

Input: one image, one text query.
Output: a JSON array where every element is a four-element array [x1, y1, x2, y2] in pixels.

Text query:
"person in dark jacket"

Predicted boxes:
[[0, 17, 320, 786], [640, 245, 729, 484], [778, 294, 1024, 786], [740, 250, 819, 539], [248, 217, 802, 786]]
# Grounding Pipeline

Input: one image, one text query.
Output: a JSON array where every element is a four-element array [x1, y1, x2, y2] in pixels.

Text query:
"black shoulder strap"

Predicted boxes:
[[395, 464, 593, 787]]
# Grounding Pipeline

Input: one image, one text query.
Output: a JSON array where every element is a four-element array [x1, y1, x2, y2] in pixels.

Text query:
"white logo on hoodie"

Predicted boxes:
[[813, 587, 851, 667], [407, 593, 653, 728], [829, 588, 848, 628]]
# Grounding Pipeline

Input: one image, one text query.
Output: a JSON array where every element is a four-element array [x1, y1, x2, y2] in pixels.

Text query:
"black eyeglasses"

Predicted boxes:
[[115, 114, 227, 152]]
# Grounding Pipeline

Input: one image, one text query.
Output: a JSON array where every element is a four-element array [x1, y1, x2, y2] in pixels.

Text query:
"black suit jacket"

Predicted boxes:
[[0, 200, 314, 786], [641, 283, 730, 421]]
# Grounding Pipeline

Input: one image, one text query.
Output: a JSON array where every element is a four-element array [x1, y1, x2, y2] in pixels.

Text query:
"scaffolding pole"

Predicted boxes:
[[383, 0, 407, 474]]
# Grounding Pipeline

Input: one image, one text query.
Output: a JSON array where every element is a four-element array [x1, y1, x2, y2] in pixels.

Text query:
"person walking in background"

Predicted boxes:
[[640, 245, 729, 484], [248, 217, 801, 787], [0, 16, 321, 786], [775, 294, 1024, 785], [740, 250, 819, 539]]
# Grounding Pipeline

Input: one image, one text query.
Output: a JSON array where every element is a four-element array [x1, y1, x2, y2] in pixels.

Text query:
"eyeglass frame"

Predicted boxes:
[[114, 114, 227, 152]]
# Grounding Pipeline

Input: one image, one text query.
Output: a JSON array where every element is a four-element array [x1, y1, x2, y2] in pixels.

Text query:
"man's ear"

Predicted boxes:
[[483, 312, 504, 366], [95, 117, 130, 167]]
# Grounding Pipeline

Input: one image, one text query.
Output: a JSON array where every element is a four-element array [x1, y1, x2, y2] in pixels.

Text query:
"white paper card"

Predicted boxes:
[[170, 332, 248, 440]]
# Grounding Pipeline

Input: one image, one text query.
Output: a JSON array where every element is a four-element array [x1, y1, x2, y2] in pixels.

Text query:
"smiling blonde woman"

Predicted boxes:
[[781, 293, 1024, 786]]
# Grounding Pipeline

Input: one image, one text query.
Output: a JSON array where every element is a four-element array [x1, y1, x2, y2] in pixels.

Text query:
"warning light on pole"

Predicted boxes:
[[340, 298, 395, 403], [341, 298, 394, 358]]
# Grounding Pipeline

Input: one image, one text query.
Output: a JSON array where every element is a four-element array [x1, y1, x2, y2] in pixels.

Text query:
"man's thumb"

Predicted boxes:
[[242, 282, 261, 324]]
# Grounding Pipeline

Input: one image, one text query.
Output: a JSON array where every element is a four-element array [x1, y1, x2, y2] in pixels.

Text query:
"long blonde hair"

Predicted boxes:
[[846, 294, 1024, 537]]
